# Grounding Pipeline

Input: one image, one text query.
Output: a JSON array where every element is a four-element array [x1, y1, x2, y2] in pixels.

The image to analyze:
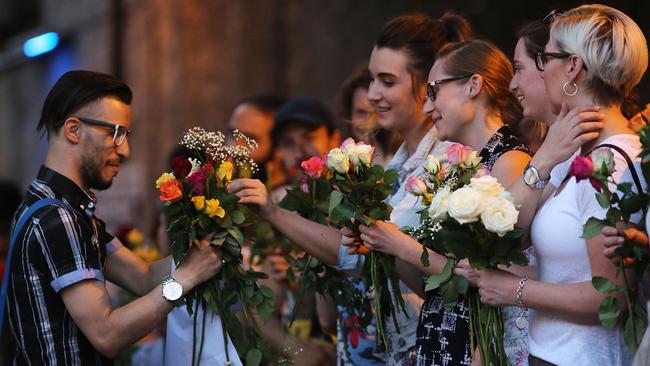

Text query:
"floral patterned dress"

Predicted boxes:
[[414, 126, 532, 366]]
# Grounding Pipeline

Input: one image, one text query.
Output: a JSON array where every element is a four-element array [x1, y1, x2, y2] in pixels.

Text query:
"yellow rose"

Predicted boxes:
[[216, 161, 234, 182], [327, 148, 350, 174], [155, 172, 175, 188], [126, 229, 144, 246], [204, 198, 226, 218], [191, 195, 206, 211]]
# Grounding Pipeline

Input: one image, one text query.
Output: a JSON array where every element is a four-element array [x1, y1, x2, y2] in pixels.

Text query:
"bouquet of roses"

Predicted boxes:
[[278, 154, 373, 355], [156, 127, 274, 366], [319, 137, 401, 349], [406, 143, 527, 366], [580, 145, 650, 353]]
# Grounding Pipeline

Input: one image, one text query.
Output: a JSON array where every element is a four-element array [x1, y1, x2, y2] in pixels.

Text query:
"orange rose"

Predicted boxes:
[[159, 179, 183, 201]]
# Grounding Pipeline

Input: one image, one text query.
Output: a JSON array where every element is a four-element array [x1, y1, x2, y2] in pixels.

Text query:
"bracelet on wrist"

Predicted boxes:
[[515, 276, 529, 330]]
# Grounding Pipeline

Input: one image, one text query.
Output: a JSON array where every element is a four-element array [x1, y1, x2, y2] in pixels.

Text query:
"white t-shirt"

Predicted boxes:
[[529, 134, 644, 365], [165, 263, 242, 366]]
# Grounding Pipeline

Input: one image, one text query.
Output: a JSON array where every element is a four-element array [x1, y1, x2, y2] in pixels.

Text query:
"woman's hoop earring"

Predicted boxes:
[[562, 81, 578, 96]]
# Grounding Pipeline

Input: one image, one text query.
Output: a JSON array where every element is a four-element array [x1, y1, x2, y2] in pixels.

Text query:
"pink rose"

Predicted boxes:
[[300, 176, 309, 193], [569, 156, 595, 182], [405, 176, 427, 195], [187, 169, 206, 195], [341, 137, 356, 150], [447, 143, 473, 165], [300, 156, 325, 179]]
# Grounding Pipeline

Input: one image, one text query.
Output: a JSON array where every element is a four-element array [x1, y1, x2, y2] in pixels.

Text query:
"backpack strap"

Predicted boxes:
[[0, 198, 74, 333]]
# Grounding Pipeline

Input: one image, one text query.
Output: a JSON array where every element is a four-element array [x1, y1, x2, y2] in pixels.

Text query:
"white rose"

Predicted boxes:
[[470, 175, 504, 198], [327, 148, 350, 174], [481, 196, 519, 237], [462, 151, 482, 168], [448, 186, 483, 224], [427, 186, 451, 222], [341, 138, 359, 165], [355, 143, 374, 166], [591, 148, 615, 175], [424, 155, 441, 174], [499, 191, 516, 205]]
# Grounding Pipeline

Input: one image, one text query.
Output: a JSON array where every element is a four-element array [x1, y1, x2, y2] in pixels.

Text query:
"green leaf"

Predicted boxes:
[[210, 236, 226, 247], [623, 310, 645, 353], [606, 208, 621, 226], [582, 217, 606, 240], [421, 246, 430, 267], [592, 276, 619, 294], [246, 348, 263, 366], [598, 296, 620, 330], [230, 210, 246, 225], [227, 227, 244, 244], [451, 274, 468, 296], [257, 299, 274, 321], [328, 191, 344, 215], [424, 259, 453, 292], [330, 202, 355, 224], [260, 286, 274, 299], [596, 193, 610, 208]]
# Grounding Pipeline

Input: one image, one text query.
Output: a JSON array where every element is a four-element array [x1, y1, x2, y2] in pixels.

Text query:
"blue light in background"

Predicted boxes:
[[23, 32, 60, 58]]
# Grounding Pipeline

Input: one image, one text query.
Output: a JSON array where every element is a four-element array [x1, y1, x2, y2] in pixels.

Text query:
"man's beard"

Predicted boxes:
[[80, 153, 113, 191]]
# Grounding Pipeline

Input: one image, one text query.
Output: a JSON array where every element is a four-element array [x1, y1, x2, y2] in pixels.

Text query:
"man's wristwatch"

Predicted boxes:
[[161, 275, 184, 303], [523, 163, 549, 189]]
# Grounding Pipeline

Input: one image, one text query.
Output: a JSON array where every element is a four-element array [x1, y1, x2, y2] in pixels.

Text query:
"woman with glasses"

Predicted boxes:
[[358, 39, 533, 365], [229, 13, 472, 365], [468, 4, 648, 365]]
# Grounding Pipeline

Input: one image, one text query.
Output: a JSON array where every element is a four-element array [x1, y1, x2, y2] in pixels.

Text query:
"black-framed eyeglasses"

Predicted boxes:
[[75, 117, 132, 146], [534, 52, 573, 72], [426, 75, 471, 102]]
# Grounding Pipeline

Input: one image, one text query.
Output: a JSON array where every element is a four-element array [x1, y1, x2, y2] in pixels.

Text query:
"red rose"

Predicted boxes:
[[300, 156, 325, 179], [171, 156, 192, 178], [569, 156, 594, 181], [187, 170, 206, 195], [203, 162, 214, 175]]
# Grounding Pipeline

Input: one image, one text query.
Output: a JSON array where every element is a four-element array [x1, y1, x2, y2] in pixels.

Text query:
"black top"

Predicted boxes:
[[479, 126, 532, 170], [8, 166, 113, 366], [413, 127, 531, 365]]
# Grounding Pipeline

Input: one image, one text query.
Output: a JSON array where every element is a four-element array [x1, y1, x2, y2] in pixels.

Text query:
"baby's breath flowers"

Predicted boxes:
[[158, 127, 272, 366], [180, 127, 258, 174]]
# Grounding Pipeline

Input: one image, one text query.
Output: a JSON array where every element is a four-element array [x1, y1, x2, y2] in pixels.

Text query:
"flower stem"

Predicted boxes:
[[620, 257, 639, 347]]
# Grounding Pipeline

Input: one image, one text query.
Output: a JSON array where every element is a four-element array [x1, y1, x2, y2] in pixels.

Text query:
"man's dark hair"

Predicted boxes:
[[37, 70, 132, 138], [238, 95, 287, 115]]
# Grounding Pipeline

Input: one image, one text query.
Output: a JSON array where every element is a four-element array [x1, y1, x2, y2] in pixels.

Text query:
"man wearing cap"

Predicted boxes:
[[271, 97, 341, 189], [255, 97, 339, 365]]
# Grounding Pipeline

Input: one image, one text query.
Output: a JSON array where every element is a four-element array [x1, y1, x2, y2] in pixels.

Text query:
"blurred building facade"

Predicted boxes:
[[0, 0, 647, 233]]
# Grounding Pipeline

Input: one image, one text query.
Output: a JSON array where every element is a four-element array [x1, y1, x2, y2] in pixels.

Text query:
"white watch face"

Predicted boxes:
[[163, 281, 183, 301], [524, 166, 538, 186]]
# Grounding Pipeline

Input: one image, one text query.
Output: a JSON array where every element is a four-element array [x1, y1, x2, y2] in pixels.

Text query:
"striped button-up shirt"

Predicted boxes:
[[8, 166, 119, 365]]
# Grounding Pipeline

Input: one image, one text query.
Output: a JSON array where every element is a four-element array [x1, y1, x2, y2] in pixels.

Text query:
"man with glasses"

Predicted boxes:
[[4, 70, 224, 365]]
